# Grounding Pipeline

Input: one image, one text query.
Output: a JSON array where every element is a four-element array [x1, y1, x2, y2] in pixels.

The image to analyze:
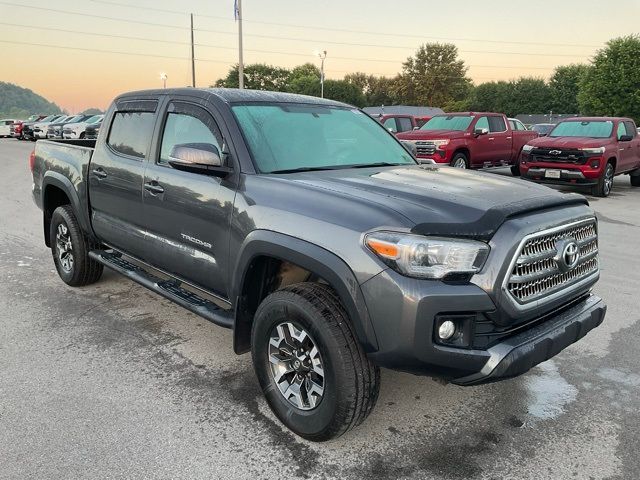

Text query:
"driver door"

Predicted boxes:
[[141, 100, 236, 298]]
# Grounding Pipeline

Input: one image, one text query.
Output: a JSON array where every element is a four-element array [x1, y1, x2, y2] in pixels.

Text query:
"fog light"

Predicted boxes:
[[438, 320, 456, 340], [590, 160, 600, 168]]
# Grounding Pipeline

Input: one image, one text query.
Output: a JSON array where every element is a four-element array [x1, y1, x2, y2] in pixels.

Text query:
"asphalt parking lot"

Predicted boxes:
[[1, 138, 639, 480]]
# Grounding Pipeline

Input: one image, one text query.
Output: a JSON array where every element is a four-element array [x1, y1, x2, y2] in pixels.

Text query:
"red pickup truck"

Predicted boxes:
[[396, 112, 538, 173], [519, 117, 640, 197]]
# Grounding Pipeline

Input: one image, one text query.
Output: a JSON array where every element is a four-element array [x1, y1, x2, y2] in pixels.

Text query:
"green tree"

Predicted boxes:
[[549, 64, 589, 113], [344, 73, 398, 106], [323, 80, 365, 107], [468, 81, 513, 113], [578, 35, 640, 122], [213, 63, 291, 90], [393, 43, 471, 107], [509, 77, 553, 116], [288, 63, 320, 82]]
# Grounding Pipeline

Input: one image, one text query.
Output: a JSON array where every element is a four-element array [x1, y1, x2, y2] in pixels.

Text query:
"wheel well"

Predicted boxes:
[[453, 148, 470, 161], [234, 256, 323, 353], [607, 157, 617, 170], [43, 185, 71, 247]]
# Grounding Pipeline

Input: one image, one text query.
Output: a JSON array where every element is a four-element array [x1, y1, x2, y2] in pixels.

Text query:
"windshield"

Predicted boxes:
[[532, 124, 554, 134], [420, 115, 474, 131], [232, 104, 416, 173], [549, 120, 614, 138], [87, 115, 102, 124]]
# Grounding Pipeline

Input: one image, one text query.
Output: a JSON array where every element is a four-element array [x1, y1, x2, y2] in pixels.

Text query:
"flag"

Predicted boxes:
[[234, 0, 239, 21]]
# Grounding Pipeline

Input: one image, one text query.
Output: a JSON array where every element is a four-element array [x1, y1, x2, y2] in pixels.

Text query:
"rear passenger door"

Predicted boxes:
[[621, 121, 640, 171], [89, 99, 158, 260], [140, 100, 236, 298], [486, 116, 511, 165]]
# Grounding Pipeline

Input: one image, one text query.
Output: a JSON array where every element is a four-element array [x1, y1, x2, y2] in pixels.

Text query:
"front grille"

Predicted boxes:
[[415, 141, 436, 156], [531, 148, 586, 164], [506, 220, 598, 304]]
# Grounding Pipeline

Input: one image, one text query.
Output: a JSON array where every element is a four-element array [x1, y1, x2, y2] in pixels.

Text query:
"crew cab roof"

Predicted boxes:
[[114, 87, 350, 107], [436, 112, 504, 116], [557, 116, 634, 122]]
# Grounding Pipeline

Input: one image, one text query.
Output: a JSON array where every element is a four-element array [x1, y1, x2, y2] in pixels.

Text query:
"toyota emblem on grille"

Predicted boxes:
[[555, 238, 580, 272], [548, 150, 562, 155]]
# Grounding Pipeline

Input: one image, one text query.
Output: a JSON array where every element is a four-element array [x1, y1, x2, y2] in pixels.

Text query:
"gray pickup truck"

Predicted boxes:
[[30, 88, 606, 441]]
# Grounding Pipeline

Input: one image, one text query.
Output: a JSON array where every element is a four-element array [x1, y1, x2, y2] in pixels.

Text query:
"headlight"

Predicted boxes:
[[522, 144, 534, 152], [580, 147, 605, 155], [431, 139, 449, 148], [365, 231, 489, 279]]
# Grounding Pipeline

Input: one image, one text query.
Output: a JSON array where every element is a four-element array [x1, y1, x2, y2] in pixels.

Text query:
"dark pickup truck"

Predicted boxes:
[[31, 88, 606, 441]]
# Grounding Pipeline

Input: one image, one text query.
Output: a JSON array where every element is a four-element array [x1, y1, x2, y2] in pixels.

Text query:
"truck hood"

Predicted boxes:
[[528, 136, 610, 149], [396, 129, 467, 141], [277, 165, 588, 240]]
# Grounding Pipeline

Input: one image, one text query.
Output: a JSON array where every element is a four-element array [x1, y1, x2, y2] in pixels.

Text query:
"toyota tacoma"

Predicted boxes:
[[30, 88, 606, 441]]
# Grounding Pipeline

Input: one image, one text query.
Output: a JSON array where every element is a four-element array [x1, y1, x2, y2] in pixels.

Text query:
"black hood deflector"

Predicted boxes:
[[411, 193, 589, 241]]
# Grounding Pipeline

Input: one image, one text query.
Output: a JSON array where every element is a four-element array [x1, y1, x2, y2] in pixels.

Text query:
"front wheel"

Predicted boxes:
[[510, 163, 521, 176], [591, 162, 615, 197], [50, 205, 103, 286], [450, 152, 469, 169], [251, 283, 380, 441]]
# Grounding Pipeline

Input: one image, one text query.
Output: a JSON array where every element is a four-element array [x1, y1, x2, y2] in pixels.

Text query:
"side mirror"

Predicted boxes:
[[619, 134, 633, 142], [474, 128, 489, 136], [168, 143, 232, 177]]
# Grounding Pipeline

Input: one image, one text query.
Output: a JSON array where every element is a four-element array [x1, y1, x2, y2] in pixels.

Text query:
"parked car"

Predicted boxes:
[[10, 121, 24, 139], [84, 120, 102, 139], [508, 118, 529, 132], [397, 112, 539, 174], [0, 118, 17, 137], [30, 88, 606, 441], [32, 115, 68, 140], [519, 117, 640, 197], [63, 114, 103, 139], [531, 123, 555, 136], [47, 114, 91, 139], [377, 114, 430, 135], [22, 115, 59, 141]]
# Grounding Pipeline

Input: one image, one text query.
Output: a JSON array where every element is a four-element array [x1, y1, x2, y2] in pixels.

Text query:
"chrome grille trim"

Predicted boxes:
[[415, 141, 436, 156], [504, 218, 599, 306]]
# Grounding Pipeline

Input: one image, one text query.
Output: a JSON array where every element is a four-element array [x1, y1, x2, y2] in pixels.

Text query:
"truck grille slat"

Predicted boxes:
[[506, 220, 598, 304], [415, 141, 436, 156]]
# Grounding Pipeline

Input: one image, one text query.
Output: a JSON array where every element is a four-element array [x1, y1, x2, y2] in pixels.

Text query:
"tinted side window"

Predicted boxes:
[[107, 112, 155, 158], [488, 116, 507, 132], [159, 106, 223, 165], [383, 117, 397, 133], [624, 121, 637, 137], [475, 116, 489, 131], [397, 117, 414, 132]]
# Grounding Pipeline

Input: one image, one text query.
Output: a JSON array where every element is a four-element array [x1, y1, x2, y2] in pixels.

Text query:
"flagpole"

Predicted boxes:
[[237, 0, 244, 89]]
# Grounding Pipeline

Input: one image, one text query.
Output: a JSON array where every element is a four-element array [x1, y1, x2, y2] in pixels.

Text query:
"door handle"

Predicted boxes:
[[92, 168, 107, 179], [488, 137, 495, 141], [144, 182, 164, 194]]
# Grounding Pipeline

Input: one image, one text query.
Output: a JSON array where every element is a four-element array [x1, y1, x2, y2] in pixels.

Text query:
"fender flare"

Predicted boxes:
[[231, 230, 379, 354], [42, 172, 91, 242]]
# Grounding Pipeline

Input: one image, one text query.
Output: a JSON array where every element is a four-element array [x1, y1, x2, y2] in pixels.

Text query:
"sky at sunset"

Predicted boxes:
[[1, 0, 639, 112]]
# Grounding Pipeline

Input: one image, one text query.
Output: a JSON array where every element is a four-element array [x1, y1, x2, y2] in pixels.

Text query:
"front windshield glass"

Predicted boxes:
[[420, 115, 474, 131], [549, 120, 614, 138], [232, 104, 416, 173], [87, 115, 102, 124]]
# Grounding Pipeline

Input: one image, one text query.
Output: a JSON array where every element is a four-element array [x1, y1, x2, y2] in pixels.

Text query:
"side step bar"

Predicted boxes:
[[89, 250, 234, 329]]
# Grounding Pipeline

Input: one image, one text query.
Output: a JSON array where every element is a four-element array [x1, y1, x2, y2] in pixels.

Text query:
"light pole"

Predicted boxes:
[[316, 50, 327, 98], [160, 72, 168, 89]]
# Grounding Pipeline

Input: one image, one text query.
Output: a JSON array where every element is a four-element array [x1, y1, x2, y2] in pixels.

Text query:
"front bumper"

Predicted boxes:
[[523, 167, 598, 186], [361, 268, 606, 384]]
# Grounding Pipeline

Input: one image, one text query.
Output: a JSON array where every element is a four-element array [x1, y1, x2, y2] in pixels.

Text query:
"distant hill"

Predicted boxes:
[[0, 81, 63, 119]]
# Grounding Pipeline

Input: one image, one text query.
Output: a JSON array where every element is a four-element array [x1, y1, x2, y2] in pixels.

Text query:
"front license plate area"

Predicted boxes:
[[545, 169, 561, 179]]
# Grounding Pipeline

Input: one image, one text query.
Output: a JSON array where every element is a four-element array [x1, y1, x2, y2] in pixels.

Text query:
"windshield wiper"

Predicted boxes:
[[269, 162, 410, 174], [348, 162, 408, 168], [269, 166, 341, 174]]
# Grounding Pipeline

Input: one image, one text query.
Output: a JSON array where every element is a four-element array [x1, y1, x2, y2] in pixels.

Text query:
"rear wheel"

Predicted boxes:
[[251, 283, 380, 441], [450, 152, 469, 169], [50, 205, 103, 286], [630, 170, 640, 187], [591, 162, 615, 197]]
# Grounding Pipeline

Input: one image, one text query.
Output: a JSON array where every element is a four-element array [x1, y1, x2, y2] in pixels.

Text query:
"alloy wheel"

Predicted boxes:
[[453, 157, 467, 168], [55, 223, 74, 273], [604, 164, 614, 196], [268, 322, 325, 410]]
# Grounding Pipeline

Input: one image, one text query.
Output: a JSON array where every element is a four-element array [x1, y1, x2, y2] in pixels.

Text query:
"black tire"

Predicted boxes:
[[630, 171, 640, 187], [50, 205, 103, 286], [79, 132, 85, 139], [591, 162, 615, 197], [450, 152, 469, 169], [251, 282, 380, 441], [510, 163, 521, 176]]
